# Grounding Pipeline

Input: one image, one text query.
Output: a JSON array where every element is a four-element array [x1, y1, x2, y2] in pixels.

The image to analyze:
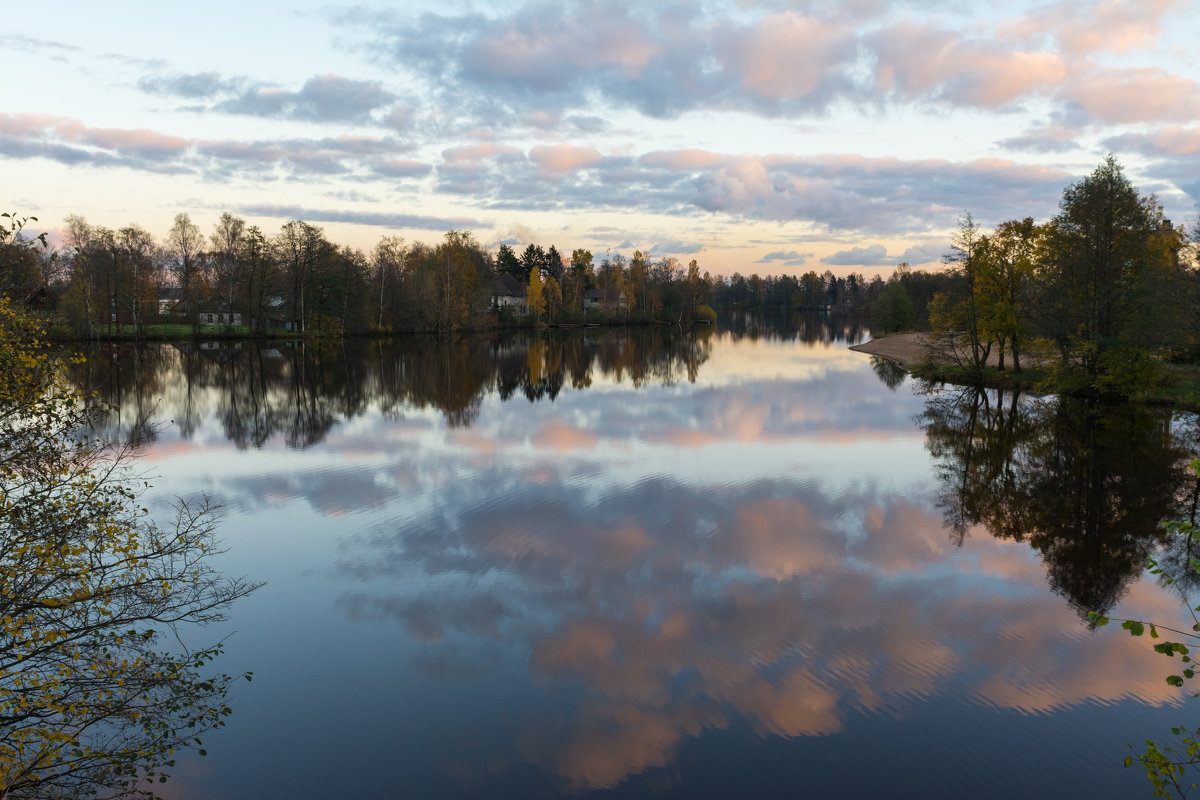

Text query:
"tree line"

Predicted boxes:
[[0, 214, 719, 337], [0, 207, 898, 341]]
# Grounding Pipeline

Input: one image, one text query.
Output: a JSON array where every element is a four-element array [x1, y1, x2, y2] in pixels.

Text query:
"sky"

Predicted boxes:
[[4, 0, 1200, 276]]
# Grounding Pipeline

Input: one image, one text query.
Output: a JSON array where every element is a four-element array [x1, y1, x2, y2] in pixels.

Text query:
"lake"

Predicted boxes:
[[64, 316, 1200, 799]]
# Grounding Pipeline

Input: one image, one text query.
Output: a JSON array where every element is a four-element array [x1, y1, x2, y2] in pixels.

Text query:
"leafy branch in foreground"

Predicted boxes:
[[0, 295, 261, 799], [1088, 463, 1200, 798]]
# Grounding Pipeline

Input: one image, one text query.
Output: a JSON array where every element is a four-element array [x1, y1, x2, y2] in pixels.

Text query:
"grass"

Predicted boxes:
[[47, 323, 301, 341], [910, 358, 1200, 411]]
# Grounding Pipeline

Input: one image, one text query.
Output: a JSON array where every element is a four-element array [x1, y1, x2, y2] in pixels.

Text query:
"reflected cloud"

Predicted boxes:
[[331, 463, 1193, 790]]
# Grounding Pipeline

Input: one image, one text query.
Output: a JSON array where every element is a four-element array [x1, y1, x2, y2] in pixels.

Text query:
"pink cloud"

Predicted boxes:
[[717, 12, 855, 99], [871, 22, 1066, 107], [1108, 125, 1200, 156], [1064, 67, 1200, 124], [531, 419, 602, 452], [0, 111, 60, 136], [528, 143, 604, 175], [1004, 0, 1182, 57], [75, 127, 190, 154], [464, 8, 664, 85]]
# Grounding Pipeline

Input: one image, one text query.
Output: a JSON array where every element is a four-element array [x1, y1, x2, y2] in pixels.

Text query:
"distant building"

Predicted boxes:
[[583, 287, 624, 312], [490, 273, 528, 314]]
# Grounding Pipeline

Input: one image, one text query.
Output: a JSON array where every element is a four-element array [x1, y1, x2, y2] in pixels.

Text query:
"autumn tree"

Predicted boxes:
[[1037, 156, 1181, 393], [59, 215, 98, 337], [569, 249, 593, 312], [117, 224, 157, 336], [167, 213, 205, 333], [544, 276, 562, 320], [210, 212, 247, 325], [929, 212, 990, 373], [275, 220, 325, 334], [434, 230, 487, 332], [0, 297, 258, 799], [0, 213, 49, 307], [686, 259, 701, 318], [238, 225, 276, 332], [371, 236, 406, 330], [975, 218, 1041, 372], [527, 264, 546, 324]]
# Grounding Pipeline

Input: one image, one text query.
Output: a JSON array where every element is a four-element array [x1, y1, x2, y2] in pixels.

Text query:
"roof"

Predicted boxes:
[[490, 273, 526, 298]]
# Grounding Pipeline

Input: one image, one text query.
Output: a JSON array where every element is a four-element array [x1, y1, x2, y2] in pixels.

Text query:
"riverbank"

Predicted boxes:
[[851, 333, 1200, 410], [848, 333, 932, 367]]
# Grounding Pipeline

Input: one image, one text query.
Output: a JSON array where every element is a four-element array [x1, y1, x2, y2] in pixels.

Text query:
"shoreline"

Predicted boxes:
[[848, 333, 932, 368]]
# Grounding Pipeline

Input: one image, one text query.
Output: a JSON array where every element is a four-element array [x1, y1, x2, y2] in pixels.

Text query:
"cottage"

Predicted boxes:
[[489, 273, 528, 314], [583, 287, 624, 312]]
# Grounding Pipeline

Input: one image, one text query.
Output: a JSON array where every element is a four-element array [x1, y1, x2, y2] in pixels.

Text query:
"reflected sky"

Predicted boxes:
[[70, 326, 1200, 799]]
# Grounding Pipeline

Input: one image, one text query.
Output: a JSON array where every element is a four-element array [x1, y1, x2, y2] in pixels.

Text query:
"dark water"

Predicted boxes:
[[64, 318, 1200, 799]]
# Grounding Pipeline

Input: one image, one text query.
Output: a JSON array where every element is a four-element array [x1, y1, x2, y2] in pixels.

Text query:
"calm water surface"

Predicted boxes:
[[67, 317, 1200, 799]]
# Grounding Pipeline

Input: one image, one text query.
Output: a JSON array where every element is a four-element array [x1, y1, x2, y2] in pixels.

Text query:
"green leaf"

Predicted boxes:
[[1168, 676, 1184, 687], [1123, 620, 1146, 636]]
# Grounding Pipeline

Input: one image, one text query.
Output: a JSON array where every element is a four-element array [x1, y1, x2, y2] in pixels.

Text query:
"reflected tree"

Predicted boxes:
[[870, 356, 908, 391], [61, 328, 714, 441], [923, 386, 1191, 616]]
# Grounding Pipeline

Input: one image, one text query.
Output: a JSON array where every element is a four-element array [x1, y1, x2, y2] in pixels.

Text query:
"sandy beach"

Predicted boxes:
[[848, 333, 934, 367]]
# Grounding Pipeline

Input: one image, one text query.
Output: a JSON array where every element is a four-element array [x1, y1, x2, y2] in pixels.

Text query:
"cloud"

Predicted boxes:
[[217, 73, 396, 122], [139, 70, 398, 123], [359, 3, 861, 119], [869, 22, 1067, 108], [821, 244, 890, 266], [756, 250, 812, 266], [1063, 67, 1200, 125], [138, 71, 249, 99], [371, 158, 432, 178], [896, 242, 945, 266], [339, 1, 1200, 132], [237, 203, 483, 231], [1002, 0, 1183, 58], [714, 11, 857, 106], [529, 143, 605, 176], [647, 239, 703, 256], [1105, 126, 1200, 158], [997, 124, 1080, 153]]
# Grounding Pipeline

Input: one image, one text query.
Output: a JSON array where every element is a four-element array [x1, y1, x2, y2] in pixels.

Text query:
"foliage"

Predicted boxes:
[[1085, 460, 1200, 798], [909, 157, 1197, 398], [694, 304, 717, 324], [0, 297, 259, 798], [871, 279, 915, 333], [527, 265, 546, 322], [0, 213, 50, 307]]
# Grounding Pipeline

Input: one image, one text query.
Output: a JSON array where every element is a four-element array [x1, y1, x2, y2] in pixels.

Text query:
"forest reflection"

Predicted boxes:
[[62, 313, 866, 448], [921, 385, 1200, 617]]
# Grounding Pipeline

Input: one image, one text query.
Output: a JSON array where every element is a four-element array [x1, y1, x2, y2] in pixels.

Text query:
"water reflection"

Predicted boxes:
[[335, 470, 1190, 792], [65, 325, 1200, 798], [64, 327, 716, 444], [922, 387, 1198, 616]]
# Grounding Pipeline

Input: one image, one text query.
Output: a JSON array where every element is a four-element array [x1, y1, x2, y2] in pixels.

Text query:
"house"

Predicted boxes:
[[158, 287, 182, 316], [162, 291, 243, 326], [583, 287, 624, 312], [489, 274, 527, 314]]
